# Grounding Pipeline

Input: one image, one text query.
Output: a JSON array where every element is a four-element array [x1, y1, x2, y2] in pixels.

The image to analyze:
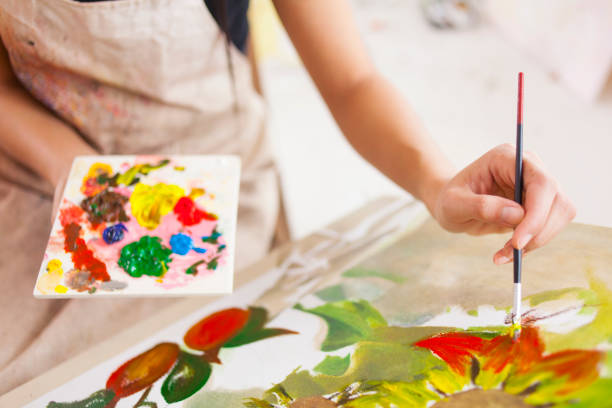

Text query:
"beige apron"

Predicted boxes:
[[0, 0, 279, 394]]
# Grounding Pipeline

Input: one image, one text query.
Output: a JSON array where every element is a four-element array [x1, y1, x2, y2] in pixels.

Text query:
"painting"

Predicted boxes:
[[33, 155, 240, 298], [23, 215, 612, 407]]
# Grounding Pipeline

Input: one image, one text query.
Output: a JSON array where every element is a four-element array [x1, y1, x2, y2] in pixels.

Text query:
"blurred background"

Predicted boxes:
[[249, 0, 612, 239]]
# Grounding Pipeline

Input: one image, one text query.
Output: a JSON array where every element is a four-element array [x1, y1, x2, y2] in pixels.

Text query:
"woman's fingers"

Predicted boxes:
[[494, 193, 575, 264], [511, 161, 558, 250], [522, 193, 576, 252], [439, 188, 525, 232]]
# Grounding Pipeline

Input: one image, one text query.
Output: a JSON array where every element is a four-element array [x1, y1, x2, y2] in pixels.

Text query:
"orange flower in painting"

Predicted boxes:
[[413, 332, 485, 375], [414, 325, 605, 404]]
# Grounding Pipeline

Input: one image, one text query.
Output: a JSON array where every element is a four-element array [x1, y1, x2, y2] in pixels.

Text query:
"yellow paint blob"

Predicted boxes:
[[130, 182, 184, 229], [81, 163, 113, 196], [54, 285, 68, 294], [37, 259, 64, 295], [189, 188, 205, 199]]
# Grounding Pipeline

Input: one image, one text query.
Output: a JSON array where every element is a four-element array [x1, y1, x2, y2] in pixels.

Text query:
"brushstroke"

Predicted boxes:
[[543, 274, 612, 353], [161, 352, 212, 403], [294, 300, 387, 351], [342, 267, 406, 283], [106, 342, 179, 406], [313, 355, 351, 376], [118, 236, 172, 277], [47, 389, 115, 408]]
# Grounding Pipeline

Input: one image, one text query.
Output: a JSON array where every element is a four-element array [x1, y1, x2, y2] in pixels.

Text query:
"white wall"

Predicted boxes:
[[256, 0, 612, 238]]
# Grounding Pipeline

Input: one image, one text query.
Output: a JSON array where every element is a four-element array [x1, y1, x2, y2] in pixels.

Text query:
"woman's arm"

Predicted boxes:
[[0, 37, 95, 189], [272, 0, 575, 262]]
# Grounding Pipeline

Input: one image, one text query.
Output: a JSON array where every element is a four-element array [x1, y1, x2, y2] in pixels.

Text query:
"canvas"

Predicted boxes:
[[33, 155, 240, 298], [20, 205, 612, 407]]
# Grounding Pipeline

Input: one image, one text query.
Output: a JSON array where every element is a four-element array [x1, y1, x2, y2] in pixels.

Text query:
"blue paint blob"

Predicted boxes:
[[170, 233, 193, 255], [170, 233, 207, 255], [102, 223, 127, 244]]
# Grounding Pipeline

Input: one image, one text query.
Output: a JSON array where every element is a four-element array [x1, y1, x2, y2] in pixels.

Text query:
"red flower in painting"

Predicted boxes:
[[414, 332, 485, 375], [414, 325, 605, 403]]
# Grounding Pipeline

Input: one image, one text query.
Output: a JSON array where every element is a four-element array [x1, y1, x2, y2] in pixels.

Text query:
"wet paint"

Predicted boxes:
[[130, 182, 184, 229], [169, 233, 207, 255], [37, 156, 237, 297], [174, 196, 217, 226], [80, 190, 129, 226], [59, 206, 110, 282], [36, 259, 64, 295], [102, 223, 127, 244], [118, 236, 172, 278]]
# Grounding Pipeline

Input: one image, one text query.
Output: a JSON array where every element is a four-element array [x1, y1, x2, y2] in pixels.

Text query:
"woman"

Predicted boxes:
[[0, 0, 574, 394]]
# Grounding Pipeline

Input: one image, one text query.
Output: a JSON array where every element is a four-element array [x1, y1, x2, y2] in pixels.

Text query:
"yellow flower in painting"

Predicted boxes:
[[36, 259, 65, 295], [81, 163, 113, 197], [130, 183, 184, 229]]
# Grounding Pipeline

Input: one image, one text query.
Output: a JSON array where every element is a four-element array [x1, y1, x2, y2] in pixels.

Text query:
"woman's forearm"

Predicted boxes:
[[323, 72, 455, 211], [0, 41, 95, 187]]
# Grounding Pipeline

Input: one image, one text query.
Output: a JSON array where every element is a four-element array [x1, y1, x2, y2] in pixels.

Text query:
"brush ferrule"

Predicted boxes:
[[513, 282, 522, 324]]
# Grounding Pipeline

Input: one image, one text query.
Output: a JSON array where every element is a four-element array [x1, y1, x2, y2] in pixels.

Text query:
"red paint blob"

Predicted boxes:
[[415, 332, 484, 375], [173, 196, 217, 226], [59, 203, 110, 282]]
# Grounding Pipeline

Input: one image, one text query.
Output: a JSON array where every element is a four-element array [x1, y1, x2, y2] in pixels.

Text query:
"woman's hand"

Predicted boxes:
[[431, 144, 576, 264]]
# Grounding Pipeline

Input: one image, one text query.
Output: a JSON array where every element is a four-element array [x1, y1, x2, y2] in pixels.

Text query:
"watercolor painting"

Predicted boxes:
[[34, 155, 240, 298], [24, 219, 612, 407]]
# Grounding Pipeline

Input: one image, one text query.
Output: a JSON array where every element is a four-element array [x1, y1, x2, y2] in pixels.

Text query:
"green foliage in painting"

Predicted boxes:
[[161, 352, 212, 403], [46, 389, 115, 408], [224, 307, 296, 348], [313, 354, 351, 376], [294, 299, 387, 351]]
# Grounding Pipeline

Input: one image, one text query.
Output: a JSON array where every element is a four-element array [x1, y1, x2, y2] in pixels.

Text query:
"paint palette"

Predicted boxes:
[[34, 155, 240, 298]]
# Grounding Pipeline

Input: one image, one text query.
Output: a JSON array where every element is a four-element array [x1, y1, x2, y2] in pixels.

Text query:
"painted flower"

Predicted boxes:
[[251, 299, 610, 408]]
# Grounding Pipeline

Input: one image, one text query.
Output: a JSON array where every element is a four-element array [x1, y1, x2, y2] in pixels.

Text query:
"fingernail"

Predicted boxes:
[[495, 254, 511, 264], [501, 207, 523, 224], [517, 234, 533, 249]]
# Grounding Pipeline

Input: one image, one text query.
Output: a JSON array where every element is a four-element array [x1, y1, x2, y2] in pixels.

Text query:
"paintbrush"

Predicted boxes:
[[512, 72, 524, 339]]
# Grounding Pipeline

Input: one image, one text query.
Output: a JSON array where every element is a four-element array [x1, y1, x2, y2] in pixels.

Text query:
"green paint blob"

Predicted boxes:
[[118, 236, 172, 277], [342, 267, 406, 283], [185, 260, 205, 275], [313, 354, 351, 376]]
